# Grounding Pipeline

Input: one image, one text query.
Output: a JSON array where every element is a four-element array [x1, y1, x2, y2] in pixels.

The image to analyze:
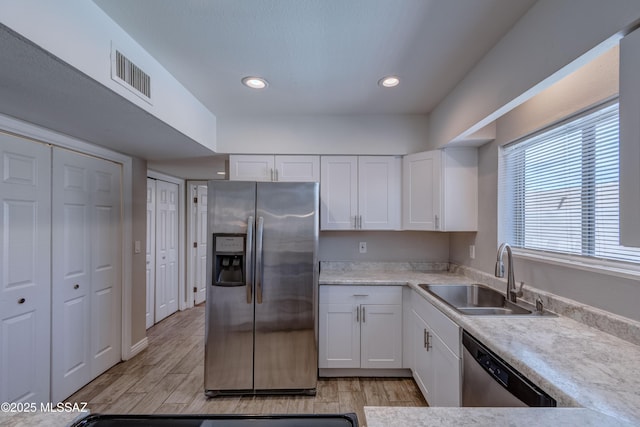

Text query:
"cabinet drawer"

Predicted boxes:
[[320, 285, 402, 305], [412, 290, 460, 357]]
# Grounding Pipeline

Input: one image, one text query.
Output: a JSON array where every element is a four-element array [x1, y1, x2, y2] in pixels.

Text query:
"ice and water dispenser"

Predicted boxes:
[[212, 234, 245, 286]]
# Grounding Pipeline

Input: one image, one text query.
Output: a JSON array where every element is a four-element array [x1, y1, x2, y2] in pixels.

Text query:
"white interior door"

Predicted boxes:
[[0, 133, 51, 404], [192, 183, 207, 305], [88, 154, 122, 378], [155, 179, 179, 322], [51, 148, 122, 402], [146, 178, 156, 329]]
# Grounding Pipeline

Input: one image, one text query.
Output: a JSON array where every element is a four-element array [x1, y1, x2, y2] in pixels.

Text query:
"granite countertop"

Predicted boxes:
[[364, 407, 636, 427], [0, 410, 88, 427], [319, 262, 640, 425]]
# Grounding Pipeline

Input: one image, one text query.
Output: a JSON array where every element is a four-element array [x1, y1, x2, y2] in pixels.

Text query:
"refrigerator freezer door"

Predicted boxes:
[[205, 181, 256, 393], [254, 182, 319, 391]]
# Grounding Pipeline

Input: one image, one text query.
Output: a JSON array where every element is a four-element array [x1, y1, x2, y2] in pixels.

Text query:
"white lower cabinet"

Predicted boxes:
[[410, 289, 461, 406], [319, 286, 402, 370]]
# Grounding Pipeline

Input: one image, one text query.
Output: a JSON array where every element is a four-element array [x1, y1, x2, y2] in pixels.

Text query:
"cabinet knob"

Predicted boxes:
[[18, 297, 26, 304], [74, 284, 80, 290]]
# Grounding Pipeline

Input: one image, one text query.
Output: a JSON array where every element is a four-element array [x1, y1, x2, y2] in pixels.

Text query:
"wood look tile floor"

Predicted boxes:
[[66, 304, 427, 425]]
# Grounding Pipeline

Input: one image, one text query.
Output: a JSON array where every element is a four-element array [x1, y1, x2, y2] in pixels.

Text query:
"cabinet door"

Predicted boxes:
[[620, 28, 640, 247], [274, 155, 320, 182], [402, 151, 441, 230], [360, 304, 402, 368], [318, 303, 360, 368], [358, 156, 401, 230], [440, 148, 478, 232], [431, 333, 461, 407], [320, 156, 358, 230], [411, 310, 432, 403], [229, 155, 275, 181]]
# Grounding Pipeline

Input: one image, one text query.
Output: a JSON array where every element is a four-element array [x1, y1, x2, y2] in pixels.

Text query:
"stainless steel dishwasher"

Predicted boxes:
[[462, 330, 556, 407]]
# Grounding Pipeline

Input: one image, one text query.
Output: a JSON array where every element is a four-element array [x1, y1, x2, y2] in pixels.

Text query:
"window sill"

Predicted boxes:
[[512, 248, 640, 281]]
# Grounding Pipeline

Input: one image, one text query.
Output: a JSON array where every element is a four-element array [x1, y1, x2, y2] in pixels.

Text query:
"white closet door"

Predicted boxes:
[[0, 133, 51, 404], [194, 184, 207, 305], [146, 178, 156, 329], [155, 180, 179, 322], [51, 148, 122, 402], [88, 154, 122, 378]]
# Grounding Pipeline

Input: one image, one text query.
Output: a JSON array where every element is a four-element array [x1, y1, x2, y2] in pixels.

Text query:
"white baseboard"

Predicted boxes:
[[319, 368, 412, 378], [126, 337, 149, 360]]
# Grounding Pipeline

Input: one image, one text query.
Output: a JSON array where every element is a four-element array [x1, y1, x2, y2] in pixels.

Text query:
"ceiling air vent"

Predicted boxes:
[[111, 46, 152, 103]]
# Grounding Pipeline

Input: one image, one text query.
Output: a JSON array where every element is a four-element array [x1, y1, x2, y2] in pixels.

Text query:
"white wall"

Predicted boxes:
[[449, 46, 640, 322], [320, 231, 449, 263], [427, 0, 640, 149], [0, 0, 216, 152], [148, 156, 227, 180], [217, 114, 429, 155]]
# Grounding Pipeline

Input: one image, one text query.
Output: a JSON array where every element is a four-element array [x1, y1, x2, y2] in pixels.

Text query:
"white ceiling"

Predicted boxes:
[[93, 0, 537, 117]]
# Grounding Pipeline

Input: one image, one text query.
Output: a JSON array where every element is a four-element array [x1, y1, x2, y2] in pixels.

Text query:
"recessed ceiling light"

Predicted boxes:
[[378, 76, 400, 88], [242, 76, 268, 89]]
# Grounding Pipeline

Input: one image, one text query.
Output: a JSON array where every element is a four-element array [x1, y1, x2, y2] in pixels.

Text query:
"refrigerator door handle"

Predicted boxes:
[[256, 216, 264, 304], [245, 216, 254, 304]]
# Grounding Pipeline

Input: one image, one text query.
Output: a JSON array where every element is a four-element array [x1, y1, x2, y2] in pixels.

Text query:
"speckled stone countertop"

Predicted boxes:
[[319, 262, 640, 425], [364, 407, 636, 427], [0, 410, 88, 427]]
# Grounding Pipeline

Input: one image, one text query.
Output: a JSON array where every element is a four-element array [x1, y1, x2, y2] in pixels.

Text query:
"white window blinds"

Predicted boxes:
[[499, 102, 640, 265]]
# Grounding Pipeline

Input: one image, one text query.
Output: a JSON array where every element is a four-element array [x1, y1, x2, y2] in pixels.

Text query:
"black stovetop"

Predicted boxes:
[[71, 413, 359, 427]]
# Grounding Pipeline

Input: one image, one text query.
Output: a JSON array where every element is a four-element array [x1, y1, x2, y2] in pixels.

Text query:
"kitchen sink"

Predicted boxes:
[[418, 283, 555, 316]]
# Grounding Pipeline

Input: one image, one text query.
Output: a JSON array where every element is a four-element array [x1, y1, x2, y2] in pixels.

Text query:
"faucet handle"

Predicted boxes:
[[515, 281, 525, 298]]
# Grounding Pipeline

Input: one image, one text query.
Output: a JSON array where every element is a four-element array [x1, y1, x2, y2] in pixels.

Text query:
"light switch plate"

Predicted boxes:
[[359, 242, 367, 254]]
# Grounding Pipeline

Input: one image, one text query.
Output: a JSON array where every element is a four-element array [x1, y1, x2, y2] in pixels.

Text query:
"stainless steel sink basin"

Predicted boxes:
[[418, 283, 554, 316]]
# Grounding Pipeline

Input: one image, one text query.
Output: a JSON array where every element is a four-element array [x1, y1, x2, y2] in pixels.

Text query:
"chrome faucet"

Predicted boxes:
[[495, 242, 522, 303]]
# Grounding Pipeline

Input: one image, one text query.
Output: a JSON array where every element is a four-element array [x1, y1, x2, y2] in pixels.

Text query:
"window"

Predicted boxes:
[[500, 101, 640, 265]]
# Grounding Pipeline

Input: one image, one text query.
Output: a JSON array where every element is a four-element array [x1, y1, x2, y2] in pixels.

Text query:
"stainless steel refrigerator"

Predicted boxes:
[[204, 181, 319, 396]]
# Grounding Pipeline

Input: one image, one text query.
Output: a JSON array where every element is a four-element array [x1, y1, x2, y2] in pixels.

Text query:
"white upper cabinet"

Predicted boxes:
[[321, 156, 401, 230], [402, 148, 477, 231], [620, 28, 640, 247], [358, 156, 402, 230], [229, 155, 319, 182], [320, 156, 358, 230]]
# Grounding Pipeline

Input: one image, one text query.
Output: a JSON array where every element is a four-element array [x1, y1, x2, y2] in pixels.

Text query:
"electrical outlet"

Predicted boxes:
[[359, 242, 367, 254], [469, 244, 475, 259]]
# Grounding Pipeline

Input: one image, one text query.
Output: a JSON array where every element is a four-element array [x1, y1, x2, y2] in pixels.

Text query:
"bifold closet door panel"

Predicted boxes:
[[51, 148, 122, 402], [154, 179, 179, 322], [0, 133, 51, 404], [146, 178, 156, 329]]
